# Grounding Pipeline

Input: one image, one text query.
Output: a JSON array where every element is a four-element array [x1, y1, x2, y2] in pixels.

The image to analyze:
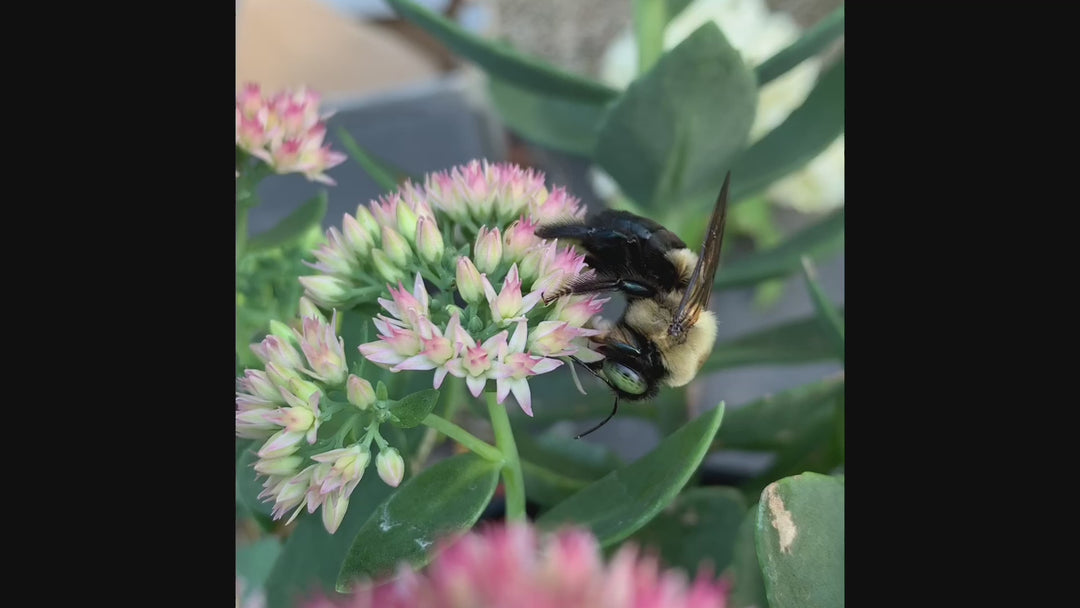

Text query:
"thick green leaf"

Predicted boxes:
[[666, 0, 694, 23], [336, 129, 414, 192], [715, 376, 843, 452], [801, 257, 845, 363], [388, 389, 441, 428], [714, 208, 844, 290], [247, 191, 328, 252], [703, 310, 844, 372], [517, 431, 623, 480], [633, 0, 667, 74], [746, 422, 844, 500], [236, 537, 283, 601], [595, 23, 757, 208], [336, 453, 501, 590], [755, 5, 845, 87], [730, 502, 769, 608], [629, 487, 747, 574], [536, 403, 725, 546], [487, 77, 609, 157], [385, 0, 617, 103], [518, 432, 623, 507], [521, 460, 591, 507], [728, 56, 845, 204], [755, 473, 844, 608], [737, 379, 845, 502], [265, 477, 395, 608]]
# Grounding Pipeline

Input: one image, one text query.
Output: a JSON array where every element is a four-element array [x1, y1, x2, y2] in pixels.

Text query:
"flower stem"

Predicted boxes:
[[486, 391, 526, 521], [413, 376, 466, 469], [422, 413, 503, 463]]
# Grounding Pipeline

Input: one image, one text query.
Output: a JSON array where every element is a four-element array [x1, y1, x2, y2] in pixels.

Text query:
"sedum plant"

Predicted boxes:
[[236, 2, 844, 607]]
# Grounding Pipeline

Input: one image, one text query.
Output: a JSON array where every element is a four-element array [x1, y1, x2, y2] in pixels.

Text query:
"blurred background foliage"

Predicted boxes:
[[236, 1, 843, 606]]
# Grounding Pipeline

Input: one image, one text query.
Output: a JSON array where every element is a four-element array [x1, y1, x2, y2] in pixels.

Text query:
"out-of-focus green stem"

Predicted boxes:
[[633, 0, 667, 74], [422, 413, 503, 463], [236, 204, 249, 265], [486, 392, 526, 521]]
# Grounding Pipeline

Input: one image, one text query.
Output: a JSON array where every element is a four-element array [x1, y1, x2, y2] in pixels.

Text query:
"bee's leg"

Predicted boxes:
[[575, 394, 620, 440], [542, 276, 658, 305], [569, 354, 607, 380], [566, 354, 621, 439]]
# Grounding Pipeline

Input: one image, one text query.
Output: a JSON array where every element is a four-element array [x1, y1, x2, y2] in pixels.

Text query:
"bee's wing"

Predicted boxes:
[[668, 172, 730, 339]]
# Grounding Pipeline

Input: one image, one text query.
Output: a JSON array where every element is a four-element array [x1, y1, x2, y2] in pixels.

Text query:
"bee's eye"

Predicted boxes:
[[603, 361, 648, 395]]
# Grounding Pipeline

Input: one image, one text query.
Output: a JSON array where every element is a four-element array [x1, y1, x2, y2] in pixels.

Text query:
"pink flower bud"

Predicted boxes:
[[376, 448, 406, 487], [354, 204, 381, 239], [253, 454, 303, 476], [293, 310, 348, 386], [370, 249, 406, 284], [342, 213, 374, 257], [455, 256, 485, 305], [502, 218, 540, 262], [415, 217, 445, 264], [251, 335, 305, 372], [299, 275, 351, 309], [297, 297, 326, 323], [347, 375, 376, 410], [473, 226, 503, 274], [321, 491, 350, 534], [380, 226, 412, 267], [396, 201, 420, 243]]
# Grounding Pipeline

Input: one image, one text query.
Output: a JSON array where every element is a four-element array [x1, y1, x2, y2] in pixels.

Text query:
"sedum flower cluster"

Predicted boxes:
[[235, 83, 347, 185], [304, 523, 732, 608], [236, 300, 405, 534], [301, 160, 609, 416]]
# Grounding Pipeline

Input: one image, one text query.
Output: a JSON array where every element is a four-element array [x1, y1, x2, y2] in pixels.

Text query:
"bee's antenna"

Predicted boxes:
[[567, 355, 621, 439], [575, 394, 619, 440]]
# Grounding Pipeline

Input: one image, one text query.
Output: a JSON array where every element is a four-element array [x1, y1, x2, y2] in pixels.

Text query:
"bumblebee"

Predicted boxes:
[[536, 173, 730, 438]]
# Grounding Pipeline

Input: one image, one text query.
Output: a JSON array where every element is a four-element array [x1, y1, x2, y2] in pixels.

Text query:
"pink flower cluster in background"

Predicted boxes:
[[305, 523, 731, 608], [236, 83, 346, 184]]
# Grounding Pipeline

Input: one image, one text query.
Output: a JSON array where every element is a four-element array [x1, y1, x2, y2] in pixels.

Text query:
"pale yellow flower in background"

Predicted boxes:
[[767, 135, 845, 213]]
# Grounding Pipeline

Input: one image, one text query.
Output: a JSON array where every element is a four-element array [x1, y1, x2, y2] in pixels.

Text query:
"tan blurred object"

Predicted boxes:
[[236, 0, 443, 101], [488, 0, 631, 78]]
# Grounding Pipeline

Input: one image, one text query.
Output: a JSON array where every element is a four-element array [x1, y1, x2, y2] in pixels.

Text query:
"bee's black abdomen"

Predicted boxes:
[[536, 210, 687, 292]]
